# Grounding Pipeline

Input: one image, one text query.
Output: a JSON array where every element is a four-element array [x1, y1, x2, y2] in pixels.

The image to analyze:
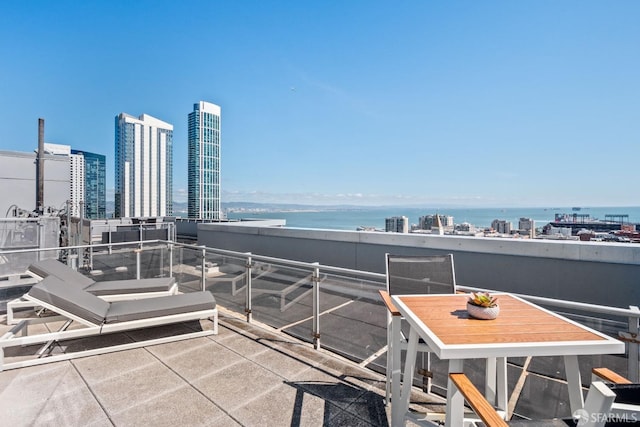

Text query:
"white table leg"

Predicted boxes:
[[485, 356, 497, 404], [393, 327, 419, 427], [496, 357, 508, 416], [564, 355, 584, 414], [391, 315, 401, 406], [385, 313, 392, 405], [445, 359, 464, 427]]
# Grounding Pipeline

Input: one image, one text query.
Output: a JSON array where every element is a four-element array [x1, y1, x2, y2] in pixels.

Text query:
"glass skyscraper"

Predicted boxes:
[[71, 149, 106, 219], [115, 113, 173, 218], [188, 101, 221, 219]]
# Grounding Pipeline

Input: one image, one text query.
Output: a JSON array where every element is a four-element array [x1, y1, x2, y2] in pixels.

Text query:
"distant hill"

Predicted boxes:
[[106, 200, 188, 218], [222, 202, 369, 211], [105, 200, 374, 218]]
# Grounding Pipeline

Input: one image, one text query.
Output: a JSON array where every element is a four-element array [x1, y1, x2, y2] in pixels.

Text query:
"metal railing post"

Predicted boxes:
[[245, 253, 253, 323], [627, 306, 640, 382], [135, 249, 141, 280], [37, 221, 44, 261], [201, 247, 207, 292], [312, 262, 321, 350], [169, 243, 173, 278]]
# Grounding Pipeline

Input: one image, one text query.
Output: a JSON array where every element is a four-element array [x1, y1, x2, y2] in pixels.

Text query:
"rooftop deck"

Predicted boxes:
[[0, 308, 445, 426], [0, 238, 637, 425]]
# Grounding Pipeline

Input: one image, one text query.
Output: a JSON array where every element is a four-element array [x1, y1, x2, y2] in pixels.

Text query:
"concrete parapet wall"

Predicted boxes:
[[197, 224, 640, 308]]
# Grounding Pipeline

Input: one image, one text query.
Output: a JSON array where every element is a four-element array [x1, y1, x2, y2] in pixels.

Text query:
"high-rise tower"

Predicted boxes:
[[188, 101, 221, 219], [115, 113, 173, 218], [72, 149, 106, 219]]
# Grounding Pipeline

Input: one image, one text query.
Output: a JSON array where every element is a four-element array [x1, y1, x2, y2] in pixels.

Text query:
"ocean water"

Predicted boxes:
[[226, 206, 640, 231]]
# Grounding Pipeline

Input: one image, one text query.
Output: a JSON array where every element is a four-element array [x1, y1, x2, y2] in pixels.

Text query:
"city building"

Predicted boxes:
[[188, 101, 221, 220], [385, 216, 409, 233], [43, 143, 84, 217], [42, 144, 106, 219], [419, 214, 454, 230], [69, 151, 85, 217], [115, 113, 173, 218], [491, 219, 512, 234], [72, 150, 106, 219], [518, 217, 535, 238]]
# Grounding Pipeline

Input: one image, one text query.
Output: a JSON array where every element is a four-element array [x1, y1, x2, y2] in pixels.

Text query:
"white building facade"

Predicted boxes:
[[188, 101, 221, 219], [115, 113, 173, 218], [43, 143, 85, 217], [69, 152, 85, 217]]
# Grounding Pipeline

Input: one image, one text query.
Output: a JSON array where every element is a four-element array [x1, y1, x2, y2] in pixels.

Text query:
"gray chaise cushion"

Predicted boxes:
[[28, 259, 95, 289], [85, 277, 176, 296], [105, 291, 216, 323], [30, 259, 176, 296], [27, 276, 109, 324]]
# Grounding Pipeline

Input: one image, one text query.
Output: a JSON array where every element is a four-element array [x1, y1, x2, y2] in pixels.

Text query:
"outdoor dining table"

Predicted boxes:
[[390, 293, 626, 427]]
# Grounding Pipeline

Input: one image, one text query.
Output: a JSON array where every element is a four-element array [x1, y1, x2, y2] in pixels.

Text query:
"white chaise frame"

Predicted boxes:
[[0, 293, 218, 371]]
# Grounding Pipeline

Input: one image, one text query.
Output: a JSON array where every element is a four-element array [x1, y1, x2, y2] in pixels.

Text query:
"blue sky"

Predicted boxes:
[[0, 1, 638, 208]]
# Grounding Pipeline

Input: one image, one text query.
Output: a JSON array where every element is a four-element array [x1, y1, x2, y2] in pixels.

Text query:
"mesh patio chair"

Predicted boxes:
[[379, 253, 456, 406]]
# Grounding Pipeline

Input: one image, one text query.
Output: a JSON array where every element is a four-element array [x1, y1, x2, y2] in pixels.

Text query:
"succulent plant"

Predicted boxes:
[[468, 292, 498, 308]]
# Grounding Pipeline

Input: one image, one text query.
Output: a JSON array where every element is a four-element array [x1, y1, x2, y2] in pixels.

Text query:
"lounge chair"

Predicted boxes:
[[7, 259, 178, 324], [0, 276, 218, 371]]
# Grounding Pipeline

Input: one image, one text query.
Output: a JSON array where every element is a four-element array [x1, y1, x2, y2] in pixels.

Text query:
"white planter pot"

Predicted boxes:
[[467, 302, 500, 320]]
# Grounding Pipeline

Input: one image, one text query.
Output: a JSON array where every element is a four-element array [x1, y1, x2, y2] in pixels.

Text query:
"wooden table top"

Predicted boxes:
[[392, 293, 624, 359]]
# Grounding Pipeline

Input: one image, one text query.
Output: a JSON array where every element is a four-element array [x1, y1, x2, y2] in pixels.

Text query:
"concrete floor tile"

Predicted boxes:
[[340, 389, 388, 426], [147, 338, 243, 382], [230, 382, 326, 427], [72, 347, 158, 384], [328, 404, 384, 427], [288, 377, 370, 412], [0, 361, 109, 426], [193, 359, 284, 411], [74, 354, 185, 413], [217, 331, 271, 358], [109, 383, 228, 427], [245, 345, 313, 380]]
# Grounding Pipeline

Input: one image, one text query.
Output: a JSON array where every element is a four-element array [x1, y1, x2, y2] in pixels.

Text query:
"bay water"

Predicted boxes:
[[227, 206, 640, 231]]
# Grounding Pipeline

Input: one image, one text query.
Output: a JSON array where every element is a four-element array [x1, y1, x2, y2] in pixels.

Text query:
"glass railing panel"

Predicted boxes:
[[136, 245, 170, 279], [312, 271, 386, 364], [202, 252, 247, 314], [172, 246, 204, 293], [0, 251, 39, 279], [0, 218, 48, 277], [249, 263, 315, 336], [89, 247, 138, 281]]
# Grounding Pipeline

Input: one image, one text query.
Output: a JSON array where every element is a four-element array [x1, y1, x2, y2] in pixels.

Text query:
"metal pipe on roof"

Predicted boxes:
[[36, 118, 45, 214]]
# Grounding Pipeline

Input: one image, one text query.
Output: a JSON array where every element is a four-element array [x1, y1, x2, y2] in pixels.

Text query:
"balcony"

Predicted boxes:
[[0, 236, 638, 425]]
